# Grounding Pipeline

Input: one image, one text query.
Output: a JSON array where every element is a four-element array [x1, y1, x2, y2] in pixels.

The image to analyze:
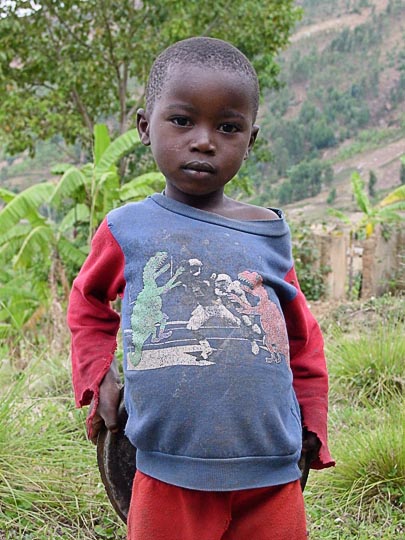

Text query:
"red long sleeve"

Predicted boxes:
[[67, 218, 126, 410], [283, 267, 335, 469]]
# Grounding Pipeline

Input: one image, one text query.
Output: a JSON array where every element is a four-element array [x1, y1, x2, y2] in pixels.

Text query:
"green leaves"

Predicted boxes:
[[351, 172, 371, 216], [379, 185, 405, 208], [328, 168, 405, 239], [96, 129, 140, 172], [13, 224, 54, 268], [49, 167, 87, 207], [0, 0, 301, 155], [0, 182, 53, 234], [0, 123, 160, 337], [119, 172, 165, 201]]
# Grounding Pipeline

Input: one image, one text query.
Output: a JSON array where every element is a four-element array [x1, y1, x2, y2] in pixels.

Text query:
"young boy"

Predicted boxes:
[[68, 37, 334, 540]]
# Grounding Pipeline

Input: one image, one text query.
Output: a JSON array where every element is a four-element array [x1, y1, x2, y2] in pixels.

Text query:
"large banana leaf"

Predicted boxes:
[[57, 236, 87, 267], [49, 167, 88, 206], [379, 185, 405, 207], [13, 225, 54, 268], [0, 222, 31, 248], [50, 163, 72, 175], [96, 129, 141, 172], [377, 207, 405, 221], [95, 171, 120, 202], [0, 187, 16, 204], [94, 124, 111, 167], [119, 172, 165, 202], [351, 172, 371, 216], [0, 183, 54, 231], [58, 204, 90, 233]]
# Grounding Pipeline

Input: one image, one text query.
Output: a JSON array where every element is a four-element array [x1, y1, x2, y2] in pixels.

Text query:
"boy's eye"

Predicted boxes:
[[170, 117, 191, 127], [219, 123, 239, 133]]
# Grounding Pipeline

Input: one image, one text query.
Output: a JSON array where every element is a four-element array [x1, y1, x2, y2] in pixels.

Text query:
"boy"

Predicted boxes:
[[68, 37, 334, 540]]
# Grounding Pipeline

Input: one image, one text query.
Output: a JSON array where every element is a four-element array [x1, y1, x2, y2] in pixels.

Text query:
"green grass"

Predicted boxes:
[[326, 322, 405, 405], [305, 395, 405, 539], [0, 352, 126, 539], [304, 296, 405, 539], [0, 295, 404, 538]]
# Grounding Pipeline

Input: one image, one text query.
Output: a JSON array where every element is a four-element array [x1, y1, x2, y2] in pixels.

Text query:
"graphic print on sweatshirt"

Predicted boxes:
[[125, 251, 290, 371]]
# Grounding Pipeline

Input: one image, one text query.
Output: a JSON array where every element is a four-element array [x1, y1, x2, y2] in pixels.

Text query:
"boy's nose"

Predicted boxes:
[[190, 128, 216, 154]]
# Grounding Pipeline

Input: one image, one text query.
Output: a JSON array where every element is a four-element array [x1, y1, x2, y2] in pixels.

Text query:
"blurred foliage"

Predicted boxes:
[[290, 222, 329, 301], [0, 0, 301, 155]]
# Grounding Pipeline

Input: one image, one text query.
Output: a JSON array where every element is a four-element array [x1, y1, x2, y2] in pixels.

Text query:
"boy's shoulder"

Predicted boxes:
[[221, 197, 280, 221]]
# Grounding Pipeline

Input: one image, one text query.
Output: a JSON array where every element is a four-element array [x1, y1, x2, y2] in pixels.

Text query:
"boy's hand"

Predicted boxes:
[[87, 360, 122, 445]]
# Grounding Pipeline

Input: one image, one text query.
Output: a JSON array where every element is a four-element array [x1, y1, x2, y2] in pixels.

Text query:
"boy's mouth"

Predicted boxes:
[[182, 161, 215, 174]]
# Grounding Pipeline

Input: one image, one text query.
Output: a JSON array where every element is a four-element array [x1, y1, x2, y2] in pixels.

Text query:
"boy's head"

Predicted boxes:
[[145, 37, 259, 121], [138, 37, 260, 203]]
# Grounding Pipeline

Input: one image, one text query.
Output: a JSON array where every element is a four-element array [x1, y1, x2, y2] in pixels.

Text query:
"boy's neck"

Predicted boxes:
[[162, 186, 280, 222], [163, 186, 229, 215]]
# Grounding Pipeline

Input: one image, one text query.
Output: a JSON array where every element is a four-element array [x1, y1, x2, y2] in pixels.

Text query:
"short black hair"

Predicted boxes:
[[145, 37, 259, 120]]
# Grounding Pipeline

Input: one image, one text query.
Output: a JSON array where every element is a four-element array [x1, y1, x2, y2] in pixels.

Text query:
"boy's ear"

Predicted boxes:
[[245, 124, 259, 159], [137, 108, 151, 146]]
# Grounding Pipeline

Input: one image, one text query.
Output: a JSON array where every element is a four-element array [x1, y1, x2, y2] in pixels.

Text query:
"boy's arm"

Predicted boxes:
[[283, 266, 335, 469], [67, 218, 126, 439]]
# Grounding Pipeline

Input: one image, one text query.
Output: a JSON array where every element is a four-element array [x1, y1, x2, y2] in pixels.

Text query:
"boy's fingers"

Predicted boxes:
[[97, 399, 120, 433], [89, 413, 105, 444], [103, 410, 119, 433]]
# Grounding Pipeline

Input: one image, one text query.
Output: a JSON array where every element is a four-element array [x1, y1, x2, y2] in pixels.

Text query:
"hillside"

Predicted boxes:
[[250, 0, 405, 220]]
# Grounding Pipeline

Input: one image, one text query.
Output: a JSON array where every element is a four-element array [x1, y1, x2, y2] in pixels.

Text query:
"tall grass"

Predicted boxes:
[[305, 299, 405, 539], [1, 296, 404, 539], [326, 397, 404, 507], [327, 321, 405, 405], [0, 353, 125, 539]]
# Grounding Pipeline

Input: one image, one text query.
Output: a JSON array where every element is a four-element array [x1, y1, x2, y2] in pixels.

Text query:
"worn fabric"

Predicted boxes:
[[127, 471, 307, 540], [68, 194, 334, 491]]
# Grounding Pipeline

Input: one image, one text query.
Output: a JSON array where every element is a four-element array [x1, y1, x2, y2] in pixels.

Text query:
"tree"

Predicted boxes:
[[326, 187, 337, 205], [400, 156, 405, 185], [368, 170, 377, 197], [0, 0, 302, 155], [287, 159, 325, 202]]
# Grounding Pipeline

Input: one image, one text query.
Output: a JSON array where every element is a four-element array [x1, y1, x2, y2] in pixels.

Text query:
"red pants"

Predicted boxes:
[[127, 472, 307, 540]]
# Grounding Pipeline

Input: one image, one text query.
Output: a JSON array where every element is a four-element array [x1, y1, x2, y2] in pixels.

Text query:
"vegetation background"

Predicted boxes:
[[0, 0, 404, 538]]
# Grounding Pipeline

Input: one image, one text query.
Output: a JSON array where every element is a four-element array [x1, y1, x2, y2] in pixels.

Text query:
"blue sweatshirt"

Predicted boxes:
[[68, 193, 334, 491]]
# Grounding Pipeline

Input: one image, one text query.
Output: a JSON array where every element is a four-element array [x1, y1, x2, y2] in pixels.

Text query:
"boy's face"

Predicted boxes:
[[137, 65, 259, 204]]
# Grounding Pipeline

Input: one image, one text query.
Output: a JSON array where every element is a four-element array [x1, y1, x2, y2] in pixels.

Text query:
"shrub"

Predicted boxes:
[[291, 223, 329, 300], [327, 322, 405, 405], [327, 397, 405, 508]]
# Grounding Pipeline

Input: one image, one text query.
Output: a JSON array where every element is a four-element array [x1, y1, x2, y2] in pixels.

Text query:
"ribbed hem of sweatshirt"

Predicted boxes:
[[136, 450, 302, 491]]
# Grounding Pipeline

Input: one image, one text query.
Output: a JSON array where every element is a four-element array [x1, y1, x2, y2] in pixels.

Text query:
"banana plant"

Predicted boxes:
[[0, 124, 165, 336], [328, 170, 405, 296], [50, 124, 164, 243], [329, 171, 405, 239]]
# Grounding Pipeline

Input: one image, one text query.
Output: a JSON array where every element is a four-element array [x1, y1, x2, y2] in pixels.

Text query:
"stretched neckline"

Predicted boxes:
[[149, 193, 289, 238]]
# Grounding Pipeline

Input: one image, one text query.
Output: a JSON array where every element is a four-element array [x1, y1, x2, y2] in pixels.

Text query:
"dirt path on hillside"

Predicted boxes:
[[290, 0, 389, 43], [285, 136, 405, 221], [334, 137, 405, 190]]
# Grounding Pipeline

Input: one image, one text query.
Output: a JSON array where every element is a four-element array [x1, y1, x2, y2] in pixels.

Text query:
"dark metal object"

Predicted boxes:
[[97, 390, 312, 522], [97, 389, 136, 523], [298, 451, 312, 492]]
